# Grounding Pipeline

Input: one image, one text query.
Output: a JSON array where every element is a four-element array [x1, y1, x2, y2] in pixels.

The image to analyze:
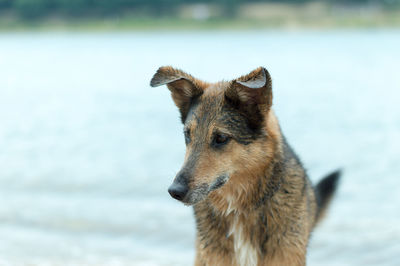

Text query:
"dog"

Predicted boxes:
[[150, 66, 341, 266]]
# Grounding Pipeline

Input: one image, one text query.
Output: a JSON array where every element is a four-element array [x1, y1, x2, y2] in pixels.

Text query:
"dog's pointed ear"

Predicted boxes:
[[150, 66, 204, 122], [226, 67, 272, 108], [225, 67, 272, 128]]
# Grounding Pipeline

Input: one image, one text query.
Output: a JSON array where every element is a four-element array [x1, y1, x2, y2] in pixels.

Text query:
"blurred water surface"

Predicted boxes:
[[0, 30, 399, 266]]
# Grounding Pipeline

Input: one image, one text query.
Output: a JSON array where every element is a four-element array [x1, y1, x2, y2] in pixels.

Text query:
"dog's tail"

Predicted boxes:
[[315, 169, 342, 224]]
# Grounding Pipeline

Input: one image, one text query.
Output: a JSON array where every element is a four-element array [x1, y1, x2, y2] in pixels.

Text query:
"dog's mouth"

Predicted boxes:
[[209, 174, 230, 191], [174, 174, 230, 206], [182, 184, 209, 206]]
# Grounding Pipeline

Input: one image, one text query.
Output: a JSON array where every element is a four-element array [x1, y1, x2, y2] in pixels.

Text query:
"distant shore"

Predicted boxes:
[[1, 2, 399, 31]]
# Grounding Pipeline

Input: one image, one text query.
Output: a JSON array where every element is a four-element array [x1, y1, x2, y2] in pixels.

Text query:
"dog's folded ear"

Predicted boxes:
[[225, 67, 273, 129], [150, 66, 204, 122]]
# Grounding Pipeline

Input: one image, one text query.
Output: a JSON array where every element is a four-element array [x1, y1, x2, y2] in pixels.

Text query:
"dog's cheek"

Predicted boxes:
[[228, 142, 270, 175], [192, 153, 219, 182]]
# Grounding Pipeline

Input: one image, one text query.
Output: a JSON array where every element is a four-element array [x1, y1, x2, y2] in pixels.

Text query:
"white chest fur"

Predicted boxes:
[[228, 216, 258, 266]]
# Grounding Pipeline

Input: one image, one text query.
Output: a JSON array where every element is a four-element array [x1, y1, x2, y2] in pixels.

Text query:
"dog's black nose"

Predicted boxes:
[[168, 183, 188, 201]]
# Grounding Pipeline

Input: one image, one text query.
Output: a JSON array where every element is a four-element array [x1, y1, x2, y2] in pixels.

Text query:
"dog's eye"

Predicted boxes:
[[184, 129, 191, 144], [212, 133, 231, 148]]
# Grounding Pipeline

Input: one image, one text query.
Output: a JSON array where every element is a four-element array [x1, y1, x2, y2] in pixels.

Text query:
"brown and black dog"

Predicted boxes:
[[150, 66, 340, 266]]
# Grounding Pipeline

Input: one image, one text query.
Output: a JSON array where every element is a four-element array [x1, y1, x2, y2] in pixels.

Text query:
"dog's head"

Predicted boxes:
[[151, 66, 276, 205]]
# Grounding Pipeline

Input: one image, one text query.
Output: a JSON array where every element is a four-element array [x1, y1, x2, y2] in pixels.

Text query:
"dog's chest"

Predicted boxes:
[[227, 215, 258, 266]]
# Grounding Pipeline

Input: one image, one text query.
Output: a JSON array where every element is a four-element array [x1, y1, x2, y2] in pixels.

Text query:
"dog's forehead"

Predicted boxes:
[[184, 85, 225, 127], [205, 81, 230, 93], [184, 81, 260, 145]]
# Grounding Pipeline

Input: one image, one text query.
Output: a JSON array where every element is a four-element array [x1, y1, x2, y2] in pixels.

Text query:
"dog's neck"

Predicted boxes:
[[192, 154, 286, 266]]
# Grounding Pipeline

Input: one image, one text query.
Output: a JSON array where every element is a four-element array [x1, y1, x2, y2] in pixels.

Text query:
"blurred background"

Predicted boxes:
[[0, 1, 399, 266]]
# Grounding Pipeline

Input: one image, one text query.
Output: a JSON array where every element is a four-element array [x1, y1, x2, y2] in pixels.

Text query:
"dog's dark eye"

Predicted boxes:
[[212, 133, 231, 148], [184, 129, 191, 144]]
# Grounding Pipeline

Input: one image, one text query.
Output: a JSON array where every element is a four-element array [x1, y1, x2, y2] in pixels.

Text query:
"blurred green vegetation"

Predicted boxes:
[[0, 0, 398, 19], [0, 0, 399, 30]]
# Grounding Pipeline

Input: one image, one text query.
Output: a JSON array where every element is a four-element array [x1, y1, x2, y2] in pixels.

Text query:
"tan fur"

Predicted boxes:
[[151, 66, 335, 266], [193, 109, 315, 266]]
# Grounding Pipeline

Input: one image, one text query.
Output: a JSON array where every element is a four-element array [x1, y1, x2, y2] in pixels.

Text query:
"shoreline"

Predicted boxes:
[[1, 19, 399, 33]]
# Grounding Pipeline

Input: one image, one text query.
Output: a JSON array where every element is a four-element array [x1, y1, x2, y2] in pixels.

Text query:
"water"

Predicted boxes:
[[0, 30, 399, 266]]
